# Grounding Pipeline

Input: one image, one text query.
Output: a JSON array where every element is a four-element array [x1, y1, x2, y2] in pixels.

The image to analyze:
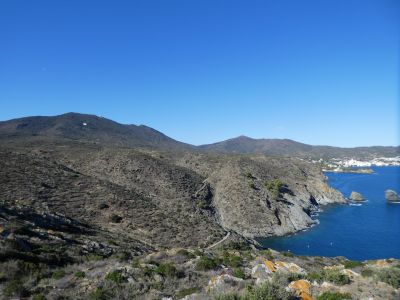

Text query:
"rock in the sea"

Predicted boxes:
[[349, 191, 364, 201], [385, 189, 400, 202]]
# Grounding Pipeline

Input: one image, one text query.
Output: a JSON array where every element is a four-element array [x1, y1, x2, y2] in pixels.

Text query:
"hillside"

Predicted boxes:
[[0, 112, 193, 150], [1, 113, 399, 299], [199, 136, 400, 159]]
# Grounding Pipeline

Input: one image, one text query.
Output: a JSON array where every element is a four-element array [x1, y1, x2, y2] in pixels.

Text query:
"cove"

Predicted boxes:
[[259, 166, 400, 261]]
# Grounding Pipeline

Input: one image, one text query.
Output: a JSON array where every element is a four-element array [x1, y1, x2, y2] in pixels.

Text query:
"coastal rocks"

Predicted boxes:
[[349, 191, 364, 201], [251, 258, 306, 284], [385, 189, 400, 202], [288, 279, 312, 300]]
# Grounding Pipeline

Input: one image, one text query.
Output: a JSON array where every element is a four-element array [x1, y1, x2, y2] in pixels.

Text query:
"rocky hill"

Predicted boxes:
[[2, 113, 396, 299], [199, 136, 400, 159]]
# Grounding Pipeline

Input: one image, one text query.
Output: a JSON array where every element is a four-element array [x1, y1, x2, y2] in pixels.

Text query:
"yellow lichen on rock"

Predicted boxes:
[[289, 279, 313, 300]]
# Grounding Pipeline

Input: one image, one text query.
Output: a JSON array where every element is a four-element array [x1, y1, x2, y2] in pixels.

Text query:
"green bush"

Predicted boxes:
[[105, 270, 124, 284], [265, 179, 284, 198], [249, 182, 256, 189], [215, 294, 241, 300], [233, 267, 245, 279], [155, 262, 178, 277], [281, 251, 294, 257], [317, 292, 352, 300], [3, 279, 29, 298], [344, 260, 364, 269], [176, 287, 199, 299], [52, 269, 66, 279], [242, 279, 296, 300], [306, 269, 350, 285], [245, 172, 254, 179], [177, 249, 196, 259], [222, 252, 243, 268], [361, 268, 374, 277], [32, 294, 47, 300], [376, 267, 400, 288], [75, 271, 85, 278], [89, 287, 113, 300], [196, 255, 219, 271]]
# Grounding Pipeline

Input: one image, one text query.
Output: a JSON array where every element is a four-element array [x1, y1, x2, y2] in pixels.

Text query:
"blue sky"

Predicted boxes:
[[1, 0, 399, 147]]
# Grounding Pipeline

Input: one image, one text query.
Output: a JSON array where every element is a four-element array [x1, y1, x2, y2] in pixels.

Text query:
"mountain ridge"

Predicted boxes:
[[1, 113, 398, 159]]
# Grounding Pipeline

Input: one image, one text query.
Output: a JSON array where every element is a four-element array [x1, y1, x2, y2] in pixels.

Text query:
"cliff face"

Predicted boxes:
[[175, 153, 345, 238]]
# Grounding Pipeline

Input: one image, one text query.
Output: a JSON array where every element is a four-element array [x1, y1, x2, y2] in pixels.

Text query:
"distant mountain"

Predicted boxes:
[[0, 112, 193, 150], [199, 135, 400, 159], [0, 113, 398, 158]]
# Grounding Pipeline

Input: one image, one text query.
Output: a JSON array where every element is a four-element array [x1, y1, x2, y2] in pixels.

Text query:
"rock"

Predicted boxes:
[[349, 191, 364, 201], [274, 261, 306, 274], [206, 274, 244, 294], [385, 189, 400, 202], [288, 280, 312, 300]]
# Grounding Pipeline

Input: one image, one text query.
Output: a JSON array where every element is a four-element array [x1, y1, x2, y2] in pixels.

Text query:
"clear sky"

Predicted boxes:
[[1, 0, 399, 147]]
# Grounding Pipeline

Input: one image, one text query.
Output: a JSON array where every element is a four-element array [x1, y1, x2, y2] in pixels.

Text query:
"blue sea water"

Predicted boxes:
[[259, 166, 400, 261]]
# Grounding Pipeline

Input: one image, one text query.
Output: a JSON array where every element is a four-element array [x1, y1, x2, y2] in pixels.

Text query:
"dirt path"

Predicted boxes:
[[206, 231, 231, 249]]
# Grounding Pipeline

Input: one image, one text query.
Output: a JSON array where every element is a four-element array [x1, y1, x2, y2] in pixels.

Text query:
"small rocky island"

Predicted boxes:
[[349, 191, 365, 201], [385, 189, 400, 203]]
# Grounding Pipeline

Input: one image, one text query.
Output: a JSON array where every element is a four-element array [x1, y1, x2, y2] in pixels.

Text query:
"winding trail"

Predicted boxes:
[[206, 231, 231, 249]]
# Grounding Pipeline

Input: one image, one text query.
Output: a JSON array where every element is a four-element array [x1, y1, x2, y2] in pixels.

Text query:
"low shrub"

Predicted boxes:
[[32, 294, 47, 300], [306, 269, 350, 285], [3, 279, 29, 298], [196, 255, 219, 271], [242, 279, 296, 300], [155, 262, 178, 277], [89, 287, 113, 300], [176, 249, 196, 259], [361, 268, 374, 277], [105, 270, 124, 284], [52, 269, 66, 279], [75, 271, 85, 278], [344, 260, 364, 269], [233, 267, 245, 279], [222, 252, 243, 268], [375, 267, 400, 288], [176, 287, 199, 299], [317, 291, 352, 300], [109, 214, 122, 223]]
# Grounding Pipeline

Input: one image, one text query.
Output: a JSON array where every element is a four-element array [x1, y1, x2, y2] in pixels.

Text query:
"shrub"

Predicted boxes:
[[242, 279, 296, 300], [75, 271, 85, 278], [376, 267, 400, 288], [282, 251, 294, 257], [307, 269, 350, 285], [265, 179, 284, 198], [155, 262, 178, 277], [52, 269, 66, 279], [176, 287, 199, 299], [222, 252, 243, 268], [317, 292, 352, 300], [215, 294, 241, 300], [196, 255, 219, 271], [177, 249, 196, 259], [245, 172, 254, 179], [344, 260, 364, 269], [32, 294, 47, 300], [109, 214, 122, 223], [105, 270, 124, 284], [3, 279, 29, 298], [249, 182, 256, 189], [361, 268, 374, 277], [233, 267, 245, 279], [89, 287, 113, 300]]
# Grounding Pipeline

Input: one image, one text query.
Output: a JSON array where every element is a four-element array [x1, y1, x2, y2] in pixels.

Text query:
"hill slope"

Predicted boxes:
[[199, 136, 400, 159], [0, 112, 193, 150]]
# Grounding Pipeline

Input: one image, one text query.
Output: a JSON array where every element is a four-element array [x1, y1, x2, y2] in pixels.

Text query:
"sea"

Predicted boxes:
[[259, 166, 400, 261]]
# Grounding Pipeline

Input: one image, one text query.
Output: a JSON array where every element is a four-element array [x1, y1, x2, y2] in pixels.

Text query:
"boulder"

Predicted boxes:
[[288, 280, 312, 300], [206, 274, 244, 294], [349, 191, 364, 201], [385, 190, 400, 202]]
